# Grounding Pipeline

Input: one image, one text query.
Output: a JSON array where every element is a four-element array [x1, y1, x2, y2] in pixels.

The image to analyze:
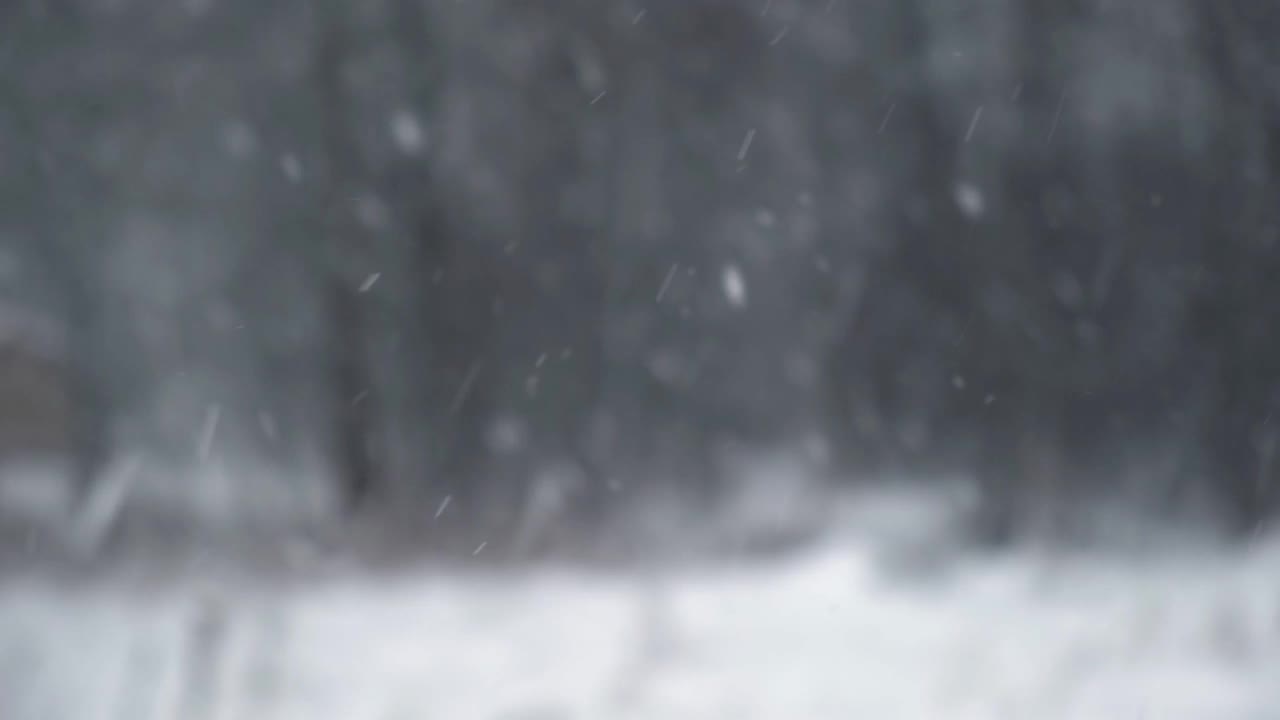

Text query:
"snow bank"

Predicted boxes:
[[2, 523, 1278, 720]]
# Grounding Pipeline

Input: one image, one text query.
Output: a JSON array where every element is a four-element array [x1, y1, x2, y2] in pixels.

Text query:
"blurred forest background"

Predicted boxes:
[[2, 0, 1279, 568]]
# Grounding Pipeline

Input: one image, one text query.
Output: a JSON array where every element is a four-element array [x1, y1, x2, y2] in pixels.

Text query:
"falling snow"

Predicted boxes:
[[879, 103, 896, 133], [656, 264, 679, 302], [355, 194, 391, 230], [1048, 91, 1067, 141], [964, 106, 984, 143], [222, 121, 257, 158], [197, 405, 221, 462], [4, 7, 1277, 720], [389, 109, 426, 154], [279, 154, 303, 182], [722, 265, 748, 308], [451, 361, 483, 414], [737, 129, 757, 162], [954, 182, 985, 219], [434, 495, 452, 520]]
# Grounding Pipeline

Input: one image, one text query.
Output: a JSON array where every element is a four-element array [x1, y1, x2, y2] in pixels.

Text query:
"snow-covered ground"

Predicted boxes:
[[2, 498, 1279, 719]]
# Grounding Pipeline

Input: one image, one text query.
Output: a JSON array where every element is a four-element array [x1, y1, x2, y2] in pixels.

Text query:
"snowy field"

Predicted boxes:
[[2, 499, 1280, 720]]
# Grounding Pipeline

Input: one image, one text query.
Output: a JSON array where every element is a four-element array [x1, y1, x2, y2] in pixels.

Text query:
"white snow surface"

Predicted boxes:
[[2, 510, 1280, 719]]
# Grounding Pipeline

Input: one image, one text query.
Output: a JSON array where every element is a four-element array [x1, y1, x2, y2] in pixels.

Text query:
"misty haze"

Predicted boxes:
[[2, 1, 1280, 718]]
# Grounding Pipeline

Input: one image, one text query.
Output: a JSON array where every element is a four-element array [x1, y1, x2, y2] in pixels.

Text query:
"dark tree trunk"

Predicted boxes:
[[61, 271, 108, 502], [324, 278, 375, 513], [314, 1, 379, 515]]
